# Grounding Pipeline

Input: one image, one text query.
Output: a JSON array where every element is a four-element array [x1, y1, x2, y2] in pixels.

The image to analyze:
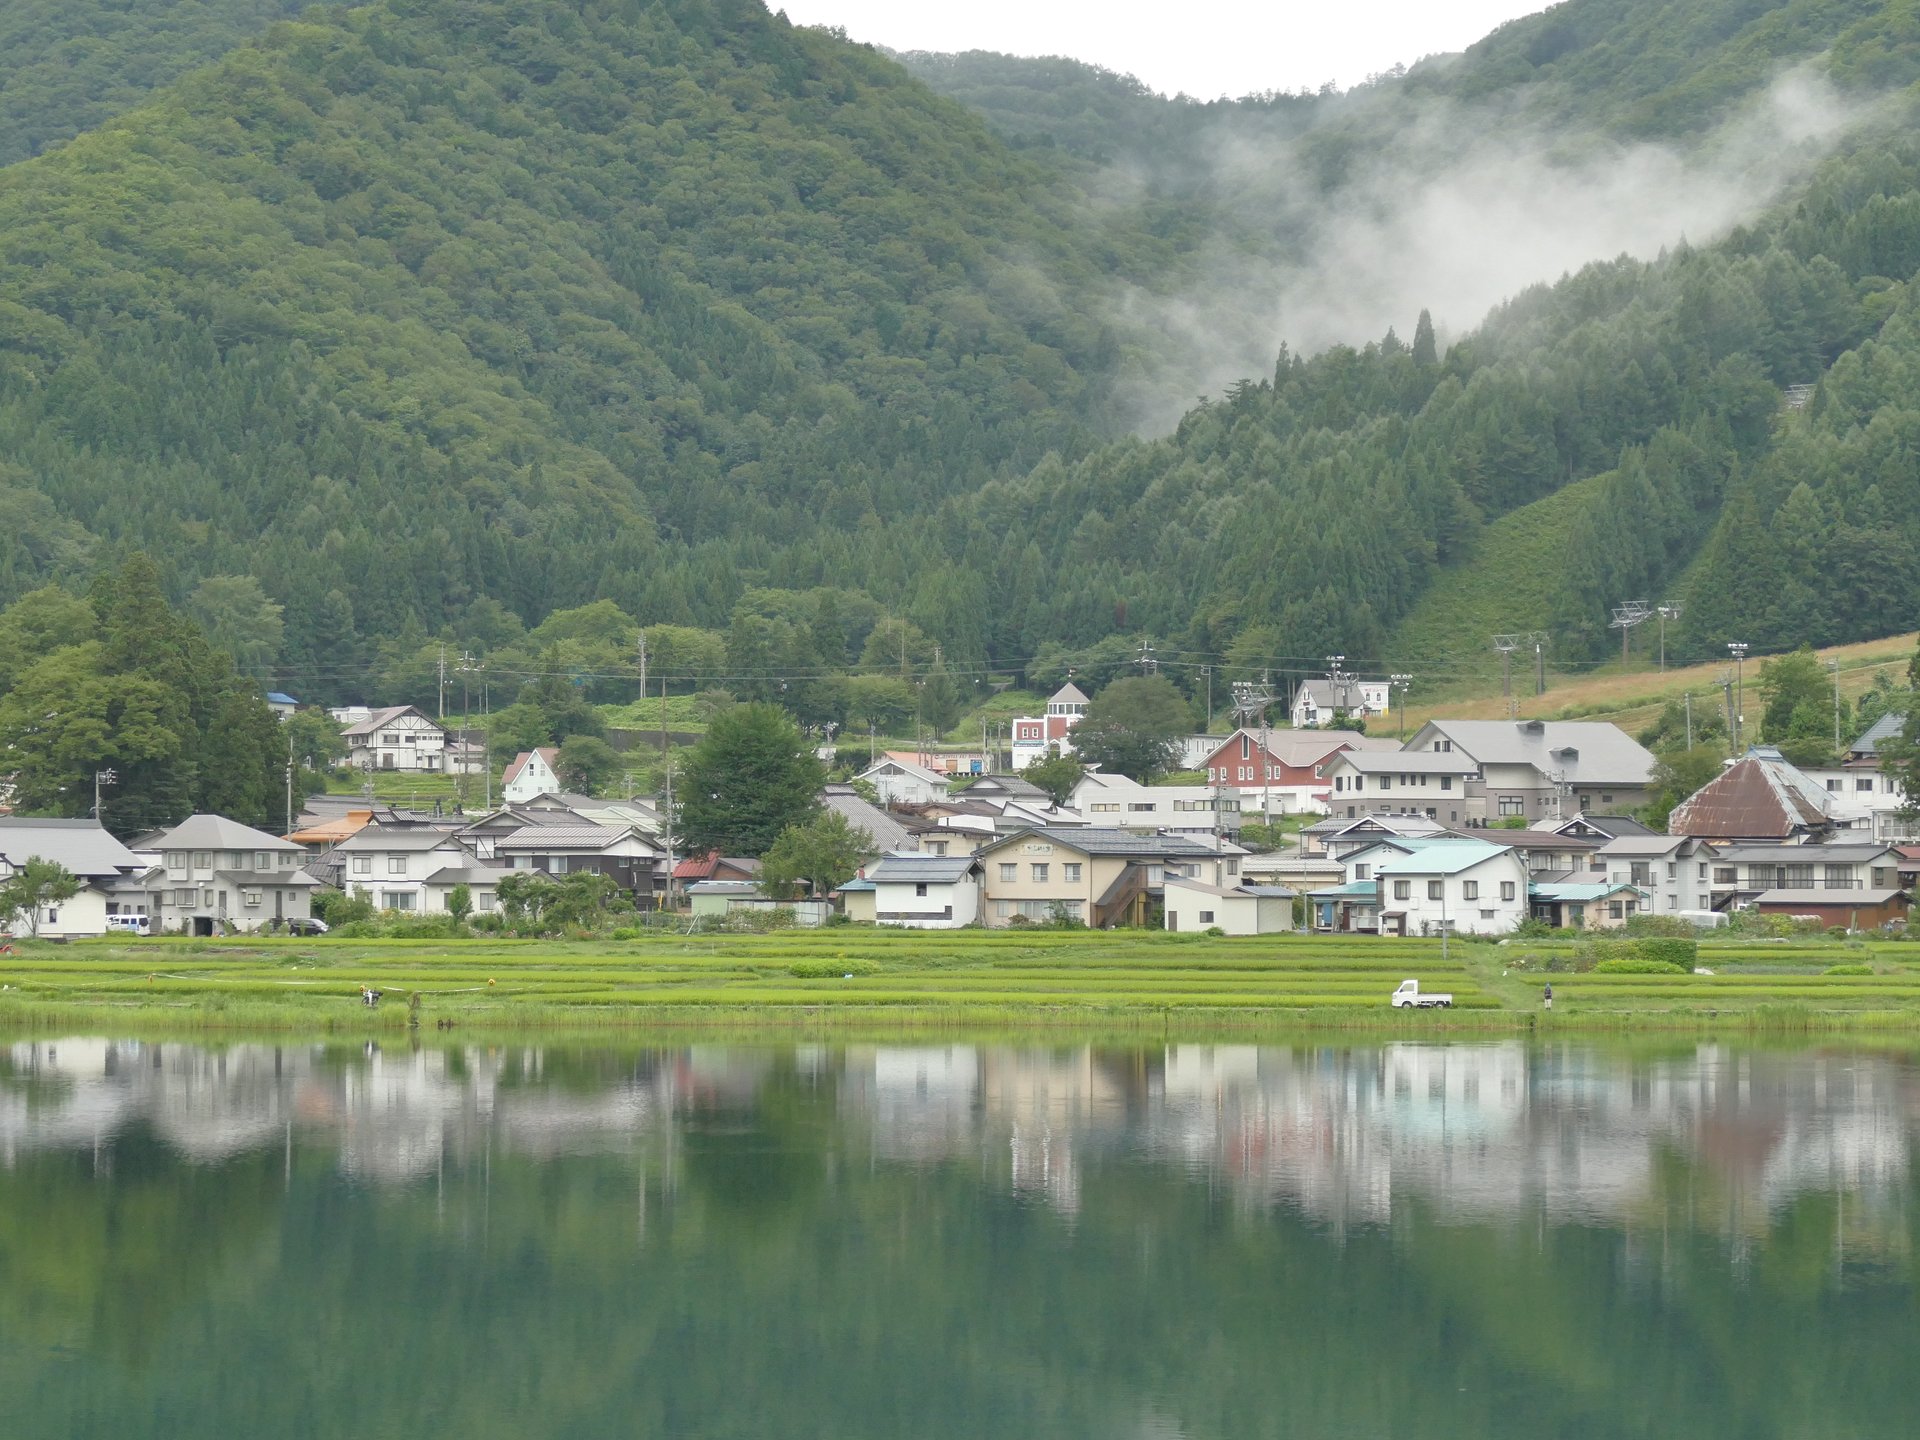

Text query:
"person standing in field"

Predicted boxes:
[[1543, 983, 1553, 1011]]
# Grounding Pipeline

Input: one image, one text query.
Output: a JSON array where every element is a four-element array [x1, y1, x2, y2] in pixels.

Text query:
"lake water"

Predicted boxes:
[[2, 1036, 1916, 1438]]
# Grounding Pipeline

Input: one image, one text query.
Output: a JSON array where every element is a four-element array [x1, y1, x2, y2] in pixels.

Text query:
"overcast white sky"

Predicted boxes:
[[775, 1, 1552, 99]]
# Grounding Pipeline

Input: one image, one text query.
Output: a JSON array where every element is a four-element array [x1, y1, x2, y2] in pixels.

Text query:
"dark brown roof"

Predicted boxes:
[[1669, 753, 1835, 840]]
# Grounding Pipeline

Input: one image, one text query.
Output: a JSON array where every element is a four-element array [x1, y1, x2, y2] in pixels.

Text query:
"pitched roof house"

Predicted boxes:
[[142, 815, 319, 934], [341, 705, 448, 773], [502, 747, 562, 804], [975, 826, 1226, 929], [1668, 748, 1840, 843], [0, 818, 153, 938]]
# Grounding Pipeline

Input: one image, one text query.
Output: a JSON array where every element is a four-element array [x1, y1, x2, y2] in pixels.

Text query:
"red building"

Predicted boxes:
[[1198, 729, 1393, 817]]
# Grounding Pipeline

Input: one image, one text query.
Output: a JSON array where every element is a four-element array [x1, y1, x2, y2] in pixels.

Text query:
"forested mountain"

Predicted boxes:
[[4, 0, 1920, 712], [0, 0, 313, 166]]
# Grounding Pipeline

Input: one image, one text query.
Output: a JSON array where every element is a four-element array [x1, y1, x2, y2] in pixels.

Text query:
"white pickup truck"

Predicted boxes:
[[1391, 979, 1453, 1009]]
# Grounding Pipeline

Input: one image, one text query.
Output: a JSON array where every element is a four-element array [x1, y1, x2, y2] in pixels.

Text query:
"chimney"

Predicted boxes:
[[1520, 720, 1546, 736]]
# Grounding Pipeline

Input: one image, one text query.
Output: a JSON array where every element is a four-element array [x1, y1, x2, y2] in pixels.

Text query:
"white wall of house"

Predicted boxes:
[[503, 750, 561, 803], [347, 709, 447, 772], [1376, 854, 1530, 936], [861, 762, 946, 808], [13, 886, 111, 939], [874, 878, 981, 928], [339, 841, 473, 912], [1163, 881, 1293, 936]]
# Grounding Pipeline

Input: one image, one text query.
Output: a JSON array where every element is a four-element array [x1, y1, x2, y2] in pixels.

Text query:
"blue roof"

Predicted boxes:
[[1530, 882, 1645, 902], [1308, 880, 1380, 898], [1373, 839, 1514, 877], [266, 692, 299, 706]]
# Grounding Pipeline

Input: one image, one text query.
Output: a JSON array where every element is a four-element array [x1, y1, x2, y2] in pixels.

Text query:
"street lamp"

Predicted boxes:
[[93, 768, 117, 821], [1727, 643, 1748, 751], [1656, 604, 1681, 670]]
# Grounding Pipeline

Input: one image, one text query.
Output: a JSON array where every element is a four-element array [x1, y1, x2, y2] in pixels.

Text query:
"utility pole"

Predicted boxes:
[[1324, 654, 1346, 726], [1533, 633, 1548, 696], [1727, 642, 1749, 752], [437, 642, 447, 721], [636, 631, 648, 707], [1656, 604, 1682, 670], [1684, 691, 1693, 750], [1201, 664, 1213, 731], [1830, 657, 1843, 754], [1719, 671, 1737, 757], [1390, 673, 1413, 741], [1136, 638, 1157, 676], [285, 735, 295, 835], [93, 768, 117, 823], [1231, 675, 1275, 827], [662, 694, 680, 909]]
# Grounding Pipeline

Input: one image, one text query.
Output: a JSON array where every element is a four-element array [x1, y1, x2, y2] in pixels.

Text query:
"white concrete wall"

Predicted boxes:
[[1377, 855, 1530, 936], [874, 879, 981, 928]]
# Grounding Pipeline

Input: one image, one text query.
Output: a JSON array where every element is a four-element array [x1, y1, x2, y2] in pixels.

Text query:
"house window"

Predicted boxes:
[[1714, 867, 1737, 884], [998, 863, 1017, 883], [1393, 881, 1411, 901], [1630, 863, 1652, 886], [1609, 901, 1624, 919], [1667, 863, 1677, 879], [1063, 863, 1082, 883], [1873, 867, 1894, 888], [174, 888, 194, 906], [242, 890, 262, 907], [1030, 864, 1049, 883], [1427, 881, 1444, 900], [384, 892, 415, 911], [915, 883, 929, 897], [1826, 778, 1842, 791], [477, 892, 496, 912], [1498, 796, 1524, 816], [1500, 881, 1516, 901], [193, 851, 211, 868], [1826, 865, 1853, 888], [550, 856, 569, 874], [388, 856, 407, 875], [1463, 881, 1479, 900], [1857, 778, 1875, 792], [352, 856, 372, 875], [256, 851, 272, 871], [1440, 776, 1452, 791], [1198, 910, 1215, 924], [1354, 864, 1369, 881], [279, 853, 295, 868], [1127, 803, 1155, 813], [165, 851, 185, 870]]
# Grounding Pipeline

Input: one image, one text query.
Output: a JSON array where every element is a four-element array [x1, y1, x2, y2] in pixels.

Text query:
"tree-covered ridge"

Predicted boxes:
[[0, 0, 314, 167], [0, 0, 1179, 695]]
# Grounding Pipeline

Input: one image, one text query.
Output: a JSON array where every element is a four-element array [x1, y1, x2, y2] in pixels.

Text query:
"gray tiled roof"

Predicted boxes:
[[868, 854, 982, 884], [983, 826, 1215, 858], [0, 818, 143, 878], [210, 869, 322, 888], [1848, 712, 1906, 756], [820, 786, 909, 853], [495, 824, 647, 851], [1421, 720, 1656, 785], [334, 827, 467, 852], [149, 815, 304, 852]]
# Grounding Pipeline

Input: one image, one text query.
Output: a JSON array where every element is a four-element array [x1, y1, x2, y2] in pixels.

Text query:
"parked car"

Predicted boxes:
[[285, 917, 330, 936], [104, 915, 151, 936]]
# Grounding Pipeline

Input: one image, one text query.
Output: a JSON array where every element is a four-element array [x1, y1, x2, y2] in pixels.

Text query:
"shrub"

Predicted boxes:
[[1595, 957, 1689, 974], [1204, 926, 1226, 938], [1576, 936, 1698, 970], [1622, 915, 1702, 938], [1824, 963, 1874, 976]]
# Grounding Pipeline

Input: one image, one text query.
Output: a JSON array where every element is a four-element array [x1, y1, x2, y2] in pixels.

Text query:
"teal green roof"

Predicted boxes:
[[1308, 880, 1380, 898], [1530, 882, 1643, 902], [1373, 840, 1514, 877]]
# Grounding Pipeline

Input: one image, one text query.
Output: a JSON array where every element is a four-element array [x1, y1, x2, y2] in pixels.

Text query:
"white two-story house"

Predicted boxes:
[[331, 825, 498, 914], [142, 815, 319, 935], [342, 706, 448, 773]]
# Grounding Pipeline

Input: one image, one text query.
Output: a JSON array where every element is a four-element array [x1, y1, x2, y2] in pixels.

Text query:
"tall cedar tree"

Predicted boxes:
[[677, 704, 825, 858], [1070, 677, 1192, 782]]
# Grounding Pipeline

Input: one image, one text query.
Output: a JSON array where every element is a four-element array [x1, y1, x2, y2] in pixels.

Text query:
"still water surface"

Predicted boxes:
[[2, 1036, 1916, 1438]]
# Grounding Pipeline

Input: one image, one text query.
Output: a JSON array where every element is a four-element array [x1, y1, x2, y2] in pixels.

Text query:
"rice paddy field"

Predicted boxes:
[[6, 929, 1920, 1035]]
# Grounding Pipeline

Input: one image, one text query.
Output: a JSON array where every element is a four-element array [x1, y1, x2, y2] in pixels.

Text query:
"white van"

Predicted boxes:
[[105, 915, 151, 936]]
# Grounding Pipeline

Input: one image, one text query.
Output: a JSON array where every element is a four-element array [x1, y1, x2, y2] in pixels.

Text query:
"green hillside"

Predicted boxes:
[[0, 0, 313, 166], [1387, 472, 1618, 682], [3, 0, 1920, 721]]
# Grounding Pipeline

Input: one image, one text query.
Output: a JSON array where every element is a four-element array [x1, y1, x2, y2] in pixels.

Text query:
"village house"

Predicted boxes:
[[502, 748, 562, 804], [1668, 748, 1841, 843], [1800, 714, 1915, 840], [671, 852, 762, 886], [1705, 842, 1903, 911], [142, 814, 320, 935], [974, 827, 1226, 929], [1162, 876, 1297, 935], [1199, 728, 1397, 817], [1595, 833, 1721, 915], [341, 705, 449, 773], [1009, 683, 1091, 770], [857, 756, 948, 808], [1319, 749, 1482, 824], [494, 823, 664, 903], [866, 853, 985, 928], [0, 819, 153, 938], [1299, 812, 1452, 858], [1314, 839, 1529, 937], [1069, 770, 1241, 836], [1290, 676, 1390, 729], [1528, 880, 1651, 930], [331, 826, 482, 914]]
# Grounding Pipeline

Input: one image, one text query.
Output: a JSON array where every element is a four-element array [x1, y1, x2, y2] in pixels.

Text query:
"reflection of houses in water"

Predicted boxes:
[[3, 1037, 1914, 1244], [0, 1039, 678, 1184]]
